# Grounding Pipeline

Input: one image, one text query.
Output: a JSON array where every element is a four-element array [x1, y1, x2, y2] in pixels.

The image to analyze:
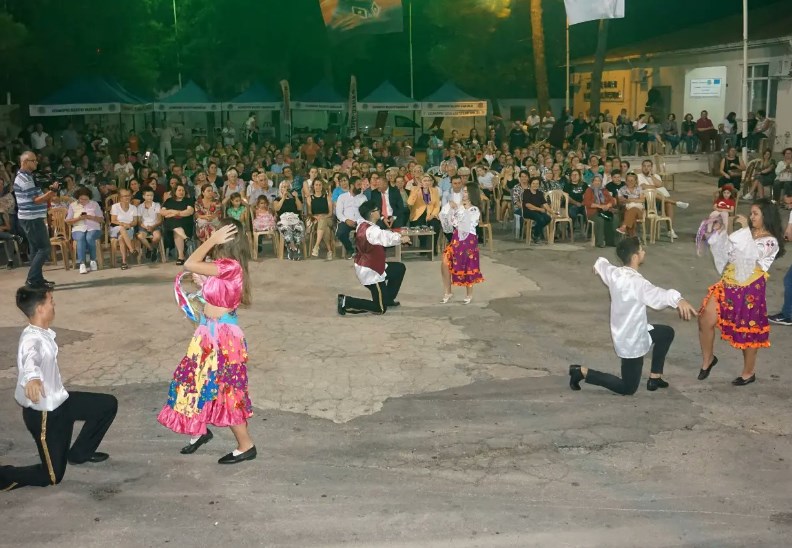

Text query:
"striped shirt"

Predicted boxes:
[[13, 170, 47, 220]]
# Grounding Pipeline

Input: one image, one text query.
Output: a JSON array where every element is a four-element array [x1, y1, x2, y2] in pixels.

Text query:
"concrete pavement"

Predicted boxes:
[[1, 173, 791, 547]]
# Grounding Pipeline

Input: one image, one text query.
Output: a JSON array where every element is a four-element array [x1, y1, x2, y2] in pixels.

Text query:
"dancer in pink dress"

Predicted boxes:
[[157, 219, 257, 464]]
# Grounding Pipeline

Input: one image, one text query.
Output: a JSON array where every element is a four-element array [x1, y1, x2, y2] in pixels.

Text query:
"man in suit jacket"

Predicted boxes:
[[367, 172, 406, 229]]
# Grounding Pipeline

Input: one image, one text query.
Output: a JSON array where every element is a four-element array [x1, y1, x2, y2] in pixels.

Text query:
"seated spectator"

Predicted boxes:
[[476, 166, 496, 201], [541, 163, 566, 194], [136, 188, 163, 262], [745, 149, 776, 200], [637, 159, 689, 240], [718, 146, 746, 191], [225, 192, 247, 223], [408, 174, 442, 249], [335, 177, 367, 258], [582, 155, 603, 185], [221, 168, 247, 205], [307, 179, 333, 259], [522, 176, 553, 244], [194, 183, 221, 242], [680, 113, 698, 153], [696, 110, 719, 152], [162, 175, 181, 202], [252, 195, 276, 233], [773, 147, 792, 202], [128, 178, 143, 206], [563, 169, 588, 225], [274, 181, 305, 260], [661, 114, 680, 153], [0, 208, 22, 269], [606, 169, 625, 197], [332, 174, 350, 204], [110, 189, 139, 270], [369, 173, 406, 229], [161, 183, 194, 265], [616, 173, 645, 237], [498, 165, 518, 221], [584, 175, 618, 248], [246, 170, 271, 204], [748, 109, 773, 151]]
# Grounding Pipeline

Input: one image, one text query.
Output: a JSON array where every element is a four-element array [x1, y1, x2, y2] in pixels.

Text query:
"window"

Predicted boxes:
[[747, 64, 778, 117]]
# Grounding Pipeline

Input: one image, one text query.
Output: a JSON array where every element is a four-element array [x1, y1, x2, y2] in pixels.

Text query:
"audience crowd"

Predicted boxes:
[[0, 109, 787, 273]]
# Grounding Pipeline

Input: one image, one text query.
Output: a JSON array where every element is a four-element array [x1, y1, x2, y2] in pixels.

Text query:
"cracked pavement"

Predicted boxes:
[[1, 173, 791, 546]]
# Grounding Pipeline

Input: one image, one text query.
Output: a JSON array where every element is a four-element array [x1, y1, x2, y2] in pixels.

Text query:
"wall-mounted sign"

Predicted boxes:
[[690, 78, 722, 97], [583, 79, 624, 102]]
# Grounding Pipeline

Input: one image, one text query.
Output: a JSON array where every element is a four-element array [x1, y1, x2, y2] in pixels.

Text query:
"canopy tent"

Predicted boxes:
[[420, 82, 487, 117], [223, 83, 281, 111], [29, 76, 150, 116], [293, 80, 346, 111], [155, 80, 220, 112], [358, 81, 420, 111]]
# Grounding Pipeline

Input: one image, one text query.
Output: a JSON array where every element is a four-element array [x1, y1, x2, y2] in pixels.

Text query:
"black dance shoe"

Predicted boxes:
[[68, 452, 109, 465], [646, 377, 670, 391], [732, 375, 756, 386], [569, 365, 584, 391], [180, 429, 213, 454], [388, 301, 400, 308], [218, 446, 257, 464], [337, 294, 346, 316], [697, 356, 718, 380]]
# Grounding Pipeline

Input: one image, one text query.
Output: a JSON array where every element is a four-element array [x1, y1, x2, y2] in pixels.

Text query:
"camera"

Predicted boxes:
[[33, 170, 60, 190]]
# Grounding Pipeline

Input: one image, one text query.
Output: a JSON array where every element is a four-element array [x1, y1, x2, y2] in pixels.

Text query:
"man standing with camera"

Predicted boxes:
[[14, 151, 58, 289]]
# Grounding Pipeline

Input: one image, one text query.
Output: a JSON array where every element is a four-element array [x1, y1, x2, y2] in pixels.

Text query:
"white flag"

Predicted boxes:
[[564, 0, 625, 26]]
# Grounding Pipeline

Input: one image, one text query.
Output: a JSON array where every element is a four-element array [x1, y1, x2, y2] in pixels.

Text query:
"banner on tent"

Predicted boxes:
[[224, 103, 280, 112], [360, 101, 420, 111], [394, 115, 420, 128], [348, 75, 359, 136], [292, 101, 346, 111], [155, 103, 220, 112], [320, 0, 403, 42], [30, 104, 120, 116], [421, 101, 487, 118]]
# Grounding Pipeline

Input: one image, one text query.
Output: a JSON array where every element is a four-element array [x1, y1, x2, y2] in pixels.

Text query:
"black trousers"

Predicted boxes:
[[342, 262, 406, 314], [0, 391, 118, 490], [585, 325, 675, 396]]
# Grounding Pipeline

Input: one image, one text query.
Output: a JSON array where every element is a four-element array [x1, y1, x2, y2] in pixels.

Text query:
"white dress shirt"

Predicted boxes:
[[594, 257, 682, 359], [442, 189, 464, 208], [336, 192, 367, 223], [354, 221, 402, 286], [16, 325, 69, 412]]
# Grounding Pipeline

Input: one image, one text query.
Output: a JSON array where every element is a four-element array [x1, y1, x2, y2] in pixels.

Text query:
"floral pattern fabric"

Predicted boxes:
[[157, 313, 252, 436], [444, 230, 484, 287]]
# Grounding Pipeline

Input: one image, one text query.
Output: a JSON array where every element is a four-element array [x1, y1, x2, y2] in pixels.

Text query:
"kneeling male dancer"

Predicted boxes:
[[338, 200, 411, 315]]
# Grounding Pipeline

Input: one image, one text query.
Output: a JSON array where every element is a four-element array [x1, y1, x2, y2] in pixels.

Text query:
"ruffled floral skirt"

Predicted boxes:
[[701, 264, 770, 350], [444, 230, 484, 287], [157, 313, 252, 436]]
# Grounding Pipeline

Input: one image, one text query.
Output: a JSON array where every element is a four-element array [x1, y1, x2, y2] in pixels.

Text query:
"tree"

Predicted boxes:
[[529, 0, 550, 113], [588, 19, 610, 117]]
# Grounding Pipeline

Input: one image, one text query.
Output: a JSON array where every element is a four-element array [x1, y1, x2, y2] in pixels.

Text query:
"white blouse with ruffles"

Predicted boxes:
[[708, 227, 779, 283], [439, 204, 480, 241]]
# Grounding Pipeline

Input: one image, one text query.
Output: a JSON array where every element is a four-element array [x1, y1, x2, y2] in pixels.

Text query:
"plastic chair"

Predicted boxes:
[[47, 208, 71, 270], [545, 189, 574, 244], [643, 188, 673, 244]]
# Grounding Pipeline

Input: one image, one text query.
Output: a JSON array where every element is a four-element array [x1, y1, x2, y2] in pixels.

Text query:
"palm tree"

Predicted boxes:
[[530, 0, 550, 114]]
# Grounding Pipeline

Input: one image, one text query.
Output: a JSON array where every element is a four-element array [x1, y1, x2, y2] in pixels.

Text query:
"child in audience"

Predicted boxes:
[[697, 185, 737, 255], [225, 192, 246, 222], [252, 195, 276, 233]]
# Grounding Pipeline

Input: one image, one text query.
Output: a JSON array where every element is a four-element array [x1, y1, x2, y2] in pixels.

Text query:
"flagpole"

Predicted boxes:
[[741, 0, 748, 163], [409, 0, 416, 144], [565, 18, 570, 113]]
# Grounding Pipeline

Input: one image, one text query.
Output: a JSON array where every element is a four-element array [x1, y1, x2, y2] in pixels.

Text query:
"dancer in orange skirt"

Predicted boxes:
[[440, 183, 484, 304], [697, 199, 785, 386]]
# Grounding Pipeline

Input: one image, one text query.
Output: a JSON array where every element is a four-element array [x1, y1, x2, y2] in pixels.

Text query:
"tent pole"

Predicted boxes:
[[565, 19, 570, 113], [741, 0, 748, 164], [409, 0, 416, 146]]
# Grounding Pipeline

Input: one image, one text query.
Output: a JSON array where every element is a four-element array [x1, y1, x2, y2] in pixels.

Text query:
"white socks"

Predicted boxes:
[[189, 436, 201, 444], [232, 449, 244, 456]]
